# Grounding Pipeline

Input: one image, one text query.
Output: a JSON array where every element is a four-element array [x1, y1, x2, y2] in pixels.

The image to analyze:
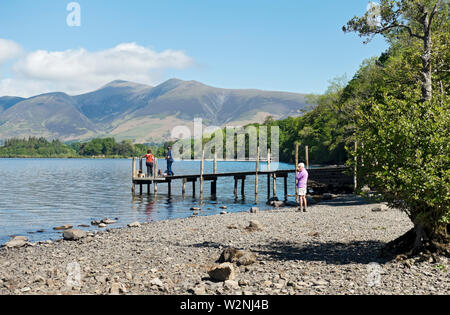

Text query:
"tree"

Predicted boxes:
[[343, 0, 448, 101], [353, 92, 449, 256], [342, 0, 450, 256]]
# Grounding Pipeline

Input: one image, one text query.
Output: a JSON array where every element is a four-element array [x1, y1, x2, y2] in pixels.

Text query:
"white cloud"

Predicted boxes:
[[0, 39, 23, 64], [0, 40, 194, 97]]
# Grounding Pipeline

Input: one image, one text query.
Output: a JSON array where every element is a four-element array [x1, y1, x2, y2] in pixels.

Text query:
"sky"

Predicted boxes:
[[0, 0, 388, 97]]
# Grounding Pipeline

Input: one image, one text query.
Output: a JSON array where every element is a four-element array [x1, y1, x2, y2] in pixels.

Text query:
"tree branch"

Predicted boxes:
[[375, 23, 424, 40], [429, 0, 443, 24]]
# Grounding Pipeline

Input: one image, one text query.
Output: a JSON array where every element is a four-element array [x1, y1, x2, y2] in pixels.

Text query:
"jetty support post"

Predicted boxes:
[[132, 157, 136, 194], [305, 145, 309, 169], [200, 147, 205, 199], [182, 178, 187, 196], [211, 178, 217, 197], [272, 173, 277, 198], [241, 176, 245, 199], [212, 152, 217, 198], [284, 175, 288, 201], [255, 146, 260, 202], [234, 178, 238, 198], [153, 158, 158, 194], [168, 179, 172, 197]]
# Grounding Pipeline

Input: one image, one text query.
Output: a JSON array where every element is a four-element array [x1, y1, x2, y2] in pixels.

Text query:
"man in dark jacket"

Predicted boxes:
[[166, 146, 174, 176]]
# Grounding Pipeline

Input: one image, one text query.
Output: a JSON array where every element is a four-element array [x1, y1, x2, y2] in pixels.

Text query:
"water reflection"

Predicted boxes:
[[0, 158, 296, 245]]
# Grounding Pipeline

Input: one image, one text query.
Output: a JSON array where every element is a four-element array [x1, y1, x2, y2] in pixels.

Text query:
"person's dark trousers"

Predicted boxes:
[[146, 162, 154, 177], [167, 160, 174, 176]]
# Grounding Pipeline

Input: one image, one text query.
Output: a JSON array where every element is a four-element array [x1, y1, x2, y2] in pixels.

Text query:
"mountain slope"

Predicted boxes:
[[0, 93, 98, 141], [74, 80, 152, 124], [0, 79, 312, 142], [0, 96, 25, 114], [129, 79, 308, 124]]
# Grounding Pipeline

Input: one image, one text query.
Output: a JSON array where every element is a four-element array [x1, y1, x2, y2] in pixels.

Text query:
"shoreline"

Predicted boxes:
[[1, 195, 448, 295]]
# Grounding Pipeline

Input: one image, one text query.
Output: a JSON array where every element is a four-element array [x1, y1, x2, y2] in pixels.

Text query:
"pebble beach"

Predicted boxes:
[[0, 195, 448, 295]]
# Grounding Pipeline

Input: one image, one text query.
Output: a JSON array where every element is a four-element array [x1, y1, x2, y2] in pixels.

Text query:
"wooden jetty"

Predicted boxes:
[[131, 147, 354, 201]]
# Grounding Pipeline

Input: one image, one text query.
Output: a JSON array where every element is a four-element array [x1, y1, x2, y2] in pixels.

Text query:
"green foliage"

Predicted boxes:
[[0, 137, 76, 158], [246, 77, 351, 165], [0, 137, 156, 158], [352, 91, 449, 233], [343, 0, 450, 237]]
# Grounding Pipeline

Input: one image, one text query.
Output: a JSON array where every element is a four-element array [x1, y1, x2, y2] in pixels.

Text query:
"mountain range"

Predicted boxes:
[[0, 79, 311, 143]]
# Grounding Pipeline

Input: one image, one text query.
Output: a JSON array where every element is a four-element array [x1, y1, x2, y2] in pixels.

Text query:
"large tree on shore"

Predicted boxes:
[[343, 0, 448, 102], [343, 0, 449, 257]]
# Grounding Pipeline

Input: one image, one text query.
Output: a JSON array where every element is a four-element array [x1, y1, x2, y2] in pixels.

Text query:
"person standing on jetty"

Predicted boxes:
[[143, 149, 154, 177], [165, 146, 174, 176], [296, 163, 308, 212]]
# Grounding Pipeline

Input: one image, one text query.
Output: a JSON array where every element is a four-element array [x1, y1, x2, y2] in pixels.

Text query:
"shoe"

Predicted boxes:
[[303, 208, 307, 212]]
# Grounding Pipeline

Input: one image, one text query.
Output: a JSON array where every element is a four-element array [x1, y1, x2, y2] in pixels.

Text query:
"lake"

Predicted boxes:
[[0, 158, 297, 245]]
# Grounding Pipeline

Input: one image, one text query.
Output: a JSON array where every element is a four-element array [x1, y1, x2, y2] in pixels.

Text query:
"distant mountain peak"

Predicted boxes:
[[101, 80, 152, 90]]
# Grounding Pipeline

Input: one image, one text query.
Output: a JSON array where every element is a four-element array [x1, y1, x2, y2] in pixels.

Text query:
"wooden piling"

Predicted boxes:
[[214, 152, 217, 174], [284, 175, 288, 201], [272, 174, 277, 198], [154, 158, 158, 194], [255, 146, 260, 202], [267, 174, 271, 201], [132, 157, 137, 194], [234, 178, 238, 197], [182, 178, 187, 196], [200, 147, 205, 199], [305, 145, 309, 169], [241, 177, 245, 199], [211, 180, 217, 197]]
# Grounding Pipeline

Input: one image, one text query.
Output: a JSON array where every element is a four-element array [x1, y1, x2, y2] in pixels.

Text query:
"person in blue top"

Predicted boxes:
[[165, 146, 174, 176]]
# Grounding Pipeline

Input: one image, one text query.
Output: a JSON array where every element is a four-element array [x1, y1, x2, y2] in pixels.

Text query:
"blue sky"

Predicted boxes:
[[0, 0, 387, 96]]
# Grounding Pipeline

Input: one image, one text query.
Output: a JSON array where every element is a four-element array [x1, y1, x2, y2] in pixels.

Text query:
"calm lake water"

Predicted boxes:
[[0, 158, 297, 245]]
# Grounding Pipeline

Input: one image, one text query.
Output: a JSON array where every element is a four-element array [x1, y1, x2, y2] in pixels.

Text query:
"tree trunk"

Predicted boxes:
[[421, 28, 433, 102]]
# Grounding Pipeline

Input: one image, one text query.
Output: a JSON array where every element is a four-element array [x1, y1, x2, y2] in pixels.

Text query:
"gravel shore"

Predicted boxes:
[[0, 195, 448, 295]]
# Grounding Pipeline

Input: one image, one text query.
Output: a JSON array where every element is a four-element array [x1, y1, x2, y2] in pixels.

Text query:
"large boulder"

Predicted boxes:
[[63, 229, 86, 241], [53, 224, 73, 231], [3, 236, 28, 249], [101, 219, 117, 225], [128, 221, 141, 228], [246, 220, 263, 231], [208, 263, 235, 281], [218, 247, 257, 266]]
